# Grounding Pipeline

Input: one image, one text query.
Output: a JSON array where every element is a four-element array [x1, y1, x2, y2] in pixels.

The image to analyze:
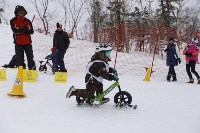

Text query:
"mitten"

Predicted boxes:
[[112, 68, 118, 75], [178, 58, 181, 64], [164, 48, 168, 52], [113, 74, 119, 81]]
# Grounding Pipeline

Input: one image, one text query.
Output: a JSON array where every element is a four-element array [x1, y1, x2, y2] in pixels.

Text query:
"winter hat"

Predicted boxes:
[[14, 5, 27, 16], [51, 47, 57, 52], [169, 37, 174, 42], [191, 37, 197, 42], [56, 23, 62, 28]]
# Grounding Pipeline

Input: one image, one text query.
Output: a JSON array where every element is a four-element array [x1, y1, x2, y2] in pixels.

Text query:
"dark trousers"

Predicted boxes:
[[75, 79, 103, 99], [168, 65, 176, 76], [15, 44, 36, 70], [167, 65, 176, 80], [186, 60, 200, 79], [58, 49, 67, 72]]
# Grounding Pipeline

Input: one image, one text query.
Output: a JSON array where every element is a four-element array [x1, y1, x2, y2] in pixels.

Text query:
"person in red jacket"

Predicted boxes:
[[10, 5, 36, 70]]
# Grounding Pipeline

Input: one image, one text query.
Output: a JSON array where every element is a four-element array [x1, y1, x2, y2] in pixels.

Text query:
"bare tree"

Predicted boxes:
[[0, 0, 8, 24], [30, 0, 57, 35], [57, 0, 69, 32], [59, 0, 87, 39]]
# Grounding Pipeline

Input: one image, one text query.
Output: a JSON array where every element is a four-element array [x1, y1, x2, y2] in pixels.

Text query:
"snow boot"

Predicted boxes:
[[172, 76, 177, 81], [167, 75, 171, 82], [66, 86, 76, 98], [187, 79, 194, 84], [100, 98, 110, 105], [197, 78, 200, 84]]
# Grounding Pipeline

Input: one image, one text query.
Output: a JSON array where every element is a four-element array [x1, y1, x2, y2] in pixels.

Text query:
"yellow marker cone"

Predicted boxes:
[[143, 67, 151, 81], [8, 66, 25, 97]]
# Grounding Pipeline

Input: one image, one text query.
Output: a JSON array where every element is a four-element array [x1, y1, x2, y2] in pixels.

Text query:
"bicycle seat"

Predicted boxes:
[[39, 61, 44, 64]]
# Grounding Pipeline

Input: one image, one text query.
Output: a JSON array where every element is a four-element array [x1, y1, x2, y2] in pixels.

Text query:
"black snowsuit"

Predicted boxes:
[[74, 53, 116, 98]]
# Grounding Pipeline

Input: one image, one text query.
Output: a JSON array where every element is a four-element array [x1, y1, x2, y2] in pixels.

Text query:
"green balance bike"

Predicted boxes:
[[76, 79, 137, 109]]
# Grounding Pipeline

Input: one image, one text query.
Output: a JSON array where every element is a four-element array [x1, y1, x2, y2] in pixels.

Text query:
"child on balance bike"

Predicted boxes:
[[66, 44, 118, 105]]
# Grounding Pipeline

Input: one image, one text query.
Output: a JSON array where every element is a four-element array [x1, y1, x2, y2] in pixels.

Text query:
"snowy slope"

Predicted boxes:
[[0, 24, 200, 133]]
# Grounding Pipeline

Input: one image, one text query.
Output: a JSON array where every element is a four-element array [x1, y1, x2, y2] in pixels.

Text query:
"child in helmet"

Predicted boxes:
[[66, 44, 118, 104], [45, 47, 59, 74]]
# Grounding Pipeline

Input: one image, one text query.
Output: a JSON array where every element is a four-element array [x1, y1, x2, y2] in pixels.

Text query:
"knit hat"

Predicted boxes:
[[14, 5, 27, 16], [191, 37, 196, 42], [51, 47, 57, 52], [56, 23, 62, 28], [169, 37, 174, 41]]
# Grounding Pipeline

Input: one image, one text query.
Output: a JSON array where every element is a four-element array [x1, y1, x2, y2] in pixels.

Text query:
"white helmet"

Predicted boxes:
[[95, 43, 112, 52]]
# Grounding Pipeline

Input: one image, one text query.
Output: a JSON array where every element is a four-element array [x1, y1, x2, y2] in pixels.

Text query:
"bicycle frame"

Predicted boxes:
[[39, 59, 52, 69], [95, 80, 121, 102], [45, 60, 52, 68]]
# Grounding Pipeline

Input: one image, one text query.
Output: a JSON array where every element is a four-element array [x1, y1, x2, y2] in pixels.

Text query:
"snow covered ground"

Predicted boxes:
[[0, 24, 200, 133]]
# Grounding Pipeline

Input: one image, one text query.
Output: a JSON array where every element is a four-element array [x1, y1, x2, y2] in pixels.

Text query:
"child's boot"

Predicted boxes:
[[187, 79, 194, 83], [66, 86, 76, 98]]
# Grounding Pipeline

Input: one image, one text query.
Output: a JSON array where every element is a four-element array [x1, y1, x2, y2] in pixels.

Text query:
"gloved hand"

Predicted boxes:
[[45, 55, 51, 59], [185, 52, 192, 57], [164, 48, 168, 52], [112, 68, 118, 75], [178, 58, 181, 64], [113, 74, 119, 81]]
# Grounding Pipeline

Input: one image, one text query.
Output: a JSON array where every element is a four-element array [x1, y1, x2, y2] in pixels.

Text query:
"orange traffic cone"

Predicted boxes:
[[8, 66, 25, 97]]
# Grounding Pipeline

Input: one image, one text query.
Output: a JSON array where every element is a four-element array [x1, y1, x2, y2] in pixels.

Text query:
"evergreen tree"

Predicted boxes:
[[155, 0, 175, 26]]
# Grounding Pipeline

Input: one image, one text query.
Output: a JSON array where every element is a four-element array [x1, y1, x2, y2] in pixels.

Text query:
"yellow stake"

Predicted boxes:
[[143, 67, 151, 81]]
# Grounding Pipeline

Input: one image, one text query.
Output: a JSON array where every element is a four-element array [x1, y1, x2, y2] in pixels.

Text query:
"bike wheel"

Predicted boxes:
[[76, 96, 95, 105], [76, 97, 85, 104], [39, 65, 47, 71], [114, 91, 132, 105]]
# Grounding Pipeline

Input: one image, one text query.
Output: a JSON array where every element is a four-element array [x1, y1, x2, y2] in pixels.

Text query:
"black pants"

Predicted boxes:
[[186, 60, 200, 79], [15, 44, 36, 70], [75, 79, 103, 99], [168, 65, 176, 76], [58, 49, 67, 72]]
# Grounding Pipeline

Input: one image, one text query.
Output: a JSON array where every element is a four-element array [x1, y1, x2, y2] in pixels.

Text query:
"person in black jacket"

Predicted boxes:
[[10, 5, 36, 70], [2, 55, 26, 68], [53, 23, 70, 72]]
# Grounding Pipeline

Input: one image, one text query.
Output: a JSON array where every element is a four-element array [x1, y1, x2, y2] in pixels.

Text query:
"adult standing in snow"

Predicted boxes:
[[183, 37, 200, 84], [164, 37, 181, 82], [10, 5, 36, 70], [53, 23, 70, 72]]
